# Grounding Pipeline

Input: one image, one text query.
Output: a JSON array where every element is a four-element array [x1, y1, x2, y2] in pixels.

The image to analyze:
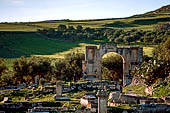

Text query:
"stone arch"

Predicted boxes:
[[101, 52, 124, 82], [100, 52, 126, 64], [82, 44, 143, 86]]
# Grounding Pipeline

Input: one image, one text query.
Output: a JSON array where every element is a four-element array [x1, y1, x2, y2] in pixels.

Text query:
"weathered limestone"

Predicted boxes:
[[108, 92, 165, 106], [108, 92, 144, 105], [80, 94, 97, 112], [83, 44, 143, 86], [145, 86, 153, 96], [56, 81, 62, 96], [2, 97, 12, 103], [96, 91, 107, 113], [140, 100, 151, 104]]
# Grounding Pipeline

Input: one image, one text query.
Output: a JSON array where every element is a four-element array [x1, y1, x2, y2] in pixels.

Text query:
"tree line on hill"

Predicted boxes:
[[37, 22, 170, 44]]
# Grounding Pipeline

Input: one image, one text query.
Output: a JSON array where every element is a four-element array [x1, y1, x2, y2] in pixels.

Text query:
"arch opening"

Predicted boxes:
[[101, 52, 124, 83]]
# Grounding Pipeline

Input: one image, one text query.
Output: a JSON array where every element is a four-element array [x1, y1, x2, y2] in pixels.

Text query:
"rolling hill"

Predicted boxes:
[[0, 4, 170, 59], [0, 4, 170, 32], [146, 4, 170, 15]]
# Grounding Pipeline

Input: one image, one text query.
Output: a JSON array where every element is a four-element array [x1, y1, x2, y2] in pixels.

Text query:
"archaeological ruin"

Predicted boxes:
[[82, 44, 143, 86]]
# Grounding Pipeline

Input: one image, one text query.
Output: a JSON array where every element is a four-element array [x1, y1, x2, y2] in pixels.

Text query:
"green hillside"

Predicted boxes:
[[0, 33, 80, 58], [0, 4, 170, 59], [1, 11, 170, 31], [145, 4, 170, 15]]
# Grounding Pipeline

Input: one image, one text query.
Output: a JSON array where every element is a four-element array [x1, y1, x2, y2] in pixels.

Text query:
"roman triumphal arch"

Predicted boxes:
[[82, 43, 143, 86]]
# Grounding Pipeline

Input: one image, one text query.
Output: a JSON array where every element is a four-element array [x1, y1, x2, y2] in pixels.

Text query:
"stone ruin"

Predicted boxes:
[[56, 81, 62, 97], [2, 97, 12, 103], [80, 91, 108, 113], [82, 43, 143, 86], [108, 91, 168, 106], [97, 90, 107, 113]]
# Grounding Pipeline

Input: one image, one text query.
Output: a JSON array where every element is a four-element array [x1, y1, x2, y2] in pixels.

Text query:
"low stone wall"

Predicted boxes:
[[108, 92, 146, 105], [0, 102, 61, 112], [134, 104, 170, 113], [108, 92, 164, 106]]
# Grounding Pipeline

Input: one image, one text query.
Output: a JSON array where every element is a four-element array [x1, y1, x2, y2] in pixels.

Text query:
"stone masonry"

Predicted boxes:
[[96, 90, 107, 113], [82, 44, 143, 86]]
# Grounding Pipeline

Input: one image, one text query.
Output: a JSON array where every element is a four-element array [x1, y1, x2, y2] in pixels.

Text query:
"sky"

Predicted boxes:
[[1, 0, 170, 22]]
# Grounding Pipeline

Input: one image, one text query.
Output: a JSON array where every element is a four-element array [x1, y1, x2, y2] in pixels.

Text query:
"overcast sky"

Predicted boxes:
[[1, 0, 170, 22]]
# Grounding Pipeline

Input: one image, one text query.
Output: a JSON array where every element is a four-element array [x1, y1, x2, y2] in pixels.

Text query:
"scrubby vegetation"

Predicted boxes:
[[0, 52, 85, 86], [37, 23, 170, 44], [131, 38, 170, 96]]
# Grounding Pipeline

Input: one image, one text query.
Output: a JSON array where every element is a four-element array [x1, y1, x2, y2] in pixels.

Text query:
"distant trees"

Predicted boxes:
[[13, 56, 52, 85], [58, 24, 67, 31], [0, 51, 85, 86], [153, 22, 170, 31], [68, 26, 74, 31], [35, 21, 170, 45], [37, 23, 170, 44], [153, 37, 170, 61], [76, 25, 83, 32], [0, 58, 7, 77], [53, 52, 85, 81], [124, 36, 134, 44]]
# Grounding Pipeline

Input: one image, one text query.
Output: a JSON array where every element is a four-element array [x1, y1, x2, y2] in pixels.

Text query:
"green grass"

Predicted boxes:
[[123, 84, 146, 96], [0, 32, 155, 69], [0, 33, 80, 58], [0, 23, 37, 32], [1, 13, 170, 31], [153, 83, 170, 97], [143, 47, 155, 57], [30, 94, 56, 102], [123, 82, 170, 98]]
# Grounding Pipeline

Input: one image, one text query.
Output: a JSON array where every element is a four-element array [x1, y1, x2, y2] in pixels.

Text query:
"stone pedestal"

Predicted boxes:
[[96, 91, 107, 113]]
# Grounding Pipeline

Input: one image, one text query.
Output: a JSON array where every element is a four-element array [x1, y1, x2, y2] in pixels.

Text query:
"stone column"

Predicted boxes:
[[56, 81, 62, 97], [96, 90, 107, 113]]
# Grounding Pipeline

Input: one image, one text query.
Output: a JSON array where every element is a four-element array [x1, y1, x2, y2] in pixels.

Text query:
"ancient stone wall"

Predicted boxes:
[[83, 44, 143, 86]]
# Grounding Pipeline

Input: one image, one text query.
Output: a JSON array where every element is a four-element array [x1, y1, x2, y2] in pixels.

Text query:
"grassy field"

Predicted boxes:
[[0, 33, 154, 59], [0, 12, 162, 64], [0, 33, 80, 58], [123, 84, 146, 96], [1, 13, 170, 31], [143, 46, 155, 57]]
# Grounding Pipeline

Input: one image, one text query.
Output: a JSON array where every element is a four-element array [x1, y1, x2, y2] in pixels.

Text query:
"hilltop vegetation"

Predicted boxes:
[[0, 4, 170, 59], [146, 4, 170, 15], [1, 4, 170, 32], [1, 15, 170, 31]]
